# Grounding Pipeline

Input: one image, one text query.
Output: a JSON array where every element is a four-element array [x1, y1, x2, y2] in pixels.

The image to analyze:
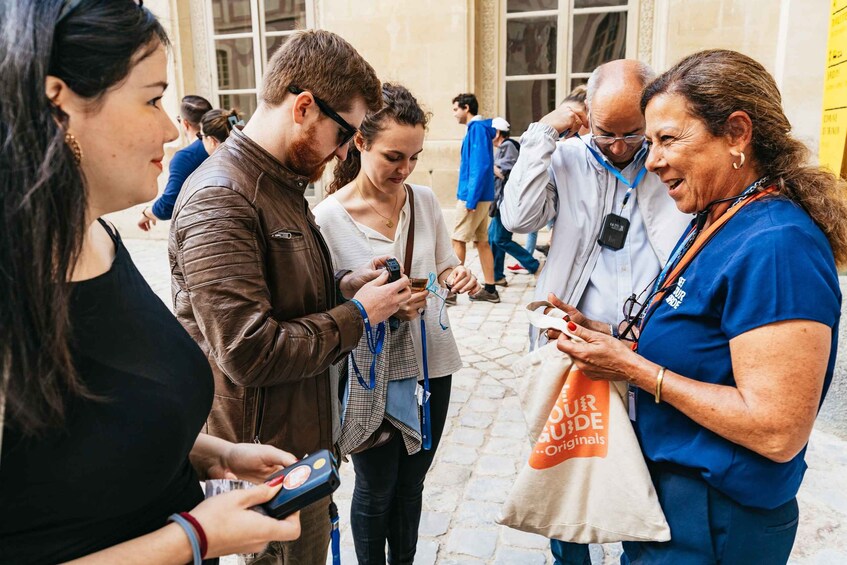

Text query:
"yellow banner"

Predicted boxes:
[[820, 0, 847, 177]]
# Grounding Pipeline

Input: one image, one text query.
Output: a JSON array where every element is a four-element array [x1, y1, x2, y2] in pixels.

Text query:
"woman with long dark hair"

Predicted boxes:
[[0, 1, 299, 562], [314, 83, 479, 565]]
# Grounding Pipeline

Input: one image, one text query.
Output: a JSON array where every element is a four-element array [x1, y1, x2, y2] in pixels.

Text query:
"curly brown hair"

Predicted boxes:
[[642, 49, 847, 266], [328, 83, 431, 193]]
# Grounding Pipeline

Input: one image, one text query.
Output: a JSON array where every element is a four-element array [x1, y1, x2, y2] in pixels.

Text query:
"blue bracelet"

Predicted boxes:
[[350, 298, 385, 390], [168, 513, 203, 565]]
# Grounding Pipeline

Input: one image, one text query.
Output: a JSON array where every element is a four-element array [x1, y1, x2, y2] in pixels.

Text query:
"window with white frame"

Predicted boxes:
[[208, 0, 313, 119], [502, 0, 636, 134]]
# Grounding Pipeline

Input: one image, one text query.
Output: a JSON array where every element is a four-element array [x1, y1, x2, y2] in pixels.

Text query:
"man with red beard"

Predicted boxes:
[[169, 30, 411, 564]]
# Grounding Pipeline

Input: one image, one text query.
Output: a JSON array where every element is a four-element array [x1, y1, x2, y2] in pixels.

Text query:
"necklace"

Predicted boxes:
[[356, 181, 399, 228]]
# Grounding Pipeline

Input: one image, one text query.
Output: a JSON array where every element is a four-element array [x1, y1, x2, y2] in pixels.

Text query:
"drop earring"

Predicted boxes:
[[64, 132, 83, 165], [732, 151, 745, 170]]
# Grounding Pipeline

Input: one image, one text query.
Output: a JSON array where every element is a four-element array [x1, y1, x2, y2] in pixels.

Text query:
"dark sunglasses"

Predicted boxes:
[[287, 86, 357, 148]]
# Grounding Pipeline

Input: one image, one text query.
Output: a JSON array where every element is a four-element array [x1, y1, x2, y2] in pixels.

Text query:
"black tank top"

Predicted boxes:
[[0, 220, 214, 563]]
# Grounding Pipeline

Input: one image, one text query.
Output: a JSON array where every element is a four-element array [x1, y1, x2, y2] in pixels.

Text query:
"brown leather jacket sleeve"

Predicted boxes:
[[172, 186, 363, 388]]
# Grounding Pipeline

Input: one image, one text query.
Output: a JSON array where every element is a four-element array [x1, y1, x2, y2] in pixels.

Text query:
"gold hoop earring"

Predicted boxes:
[[732, 151, 745, 170], [64, 132, 83, 165]]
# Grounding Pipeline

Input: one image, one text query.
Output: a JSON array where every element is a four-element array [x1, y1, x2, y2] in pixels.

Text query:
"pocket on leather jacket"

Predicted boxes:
[[269, 229, 308, 252]]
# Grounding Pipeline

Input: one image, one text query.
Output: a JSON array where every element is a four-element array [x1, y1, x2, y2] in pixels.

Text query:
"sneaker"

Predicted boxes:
[[470, 288, 501, 303], [494, 278, 509, 287], [445, 292, 457, 306], [536, 243, 550, 256], [507, 264, 529, 274]]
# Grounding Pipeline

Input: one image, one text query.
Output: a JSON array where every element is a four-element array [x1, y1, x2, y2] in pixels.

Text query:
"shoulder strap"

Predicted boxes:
[[404, 184, 415, 276], [96, 218, 120, 246]]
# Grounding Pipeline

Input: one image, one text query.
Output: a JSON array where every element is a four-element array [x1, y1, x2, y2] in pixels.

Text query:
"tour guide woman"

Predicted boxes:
[[554, 49, 846, 563]]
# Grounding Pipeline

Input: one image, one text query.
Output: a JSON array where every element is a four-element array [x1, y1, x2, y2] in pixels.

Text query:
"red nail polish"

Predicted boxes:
[[567, 322, 577, 331], [266, 474, 285, 487]]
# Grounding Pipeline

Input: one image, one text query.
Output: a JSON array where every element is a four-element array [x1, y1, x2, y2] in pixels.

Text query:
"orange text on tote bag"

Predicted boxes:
[[529, 367, 610, 469]]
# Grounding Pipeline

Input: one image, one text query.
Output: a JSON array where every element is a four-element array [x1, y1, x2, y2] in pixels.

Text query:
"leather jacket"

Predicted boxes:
[[169, 128, 363, 457]]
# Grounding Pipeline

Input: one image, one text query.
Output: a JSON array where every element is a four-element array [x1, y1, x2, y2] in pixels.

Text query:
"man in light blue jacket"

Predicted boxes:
[[450, 93, 500, 303]]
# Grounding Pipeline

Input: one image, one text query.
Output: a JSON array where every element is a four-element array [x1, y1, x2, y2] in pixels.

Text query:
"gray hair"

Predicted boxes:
[[585, 60, 656, 108]]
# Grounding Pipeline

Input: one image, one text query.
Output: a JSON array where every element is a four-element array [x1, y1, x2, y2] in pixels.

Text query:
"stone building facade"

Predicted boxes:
[[128, 0, 830, 230]]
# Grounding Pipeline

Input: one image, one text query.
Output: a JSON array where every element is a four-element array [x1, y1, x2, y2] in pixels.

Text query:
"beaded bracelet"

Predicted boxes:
[[168, 513, 202, 565]]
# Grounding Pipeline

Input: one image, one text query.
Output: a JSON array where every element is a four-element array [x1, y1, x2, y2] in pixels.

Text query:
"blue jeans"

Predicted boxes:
[[489, 214, 540, 280], [525, 231, 538, 254], [621, 463, 799, 564], [349, 376, 452, 565]]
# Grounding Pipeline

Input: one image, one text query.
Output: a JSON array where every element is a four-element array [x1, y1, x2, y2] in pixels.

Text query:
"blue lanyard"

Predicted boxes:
[[419, 315, 432, 451], [652, 225, 697, 297], [651, 178, 767, 297], [349, 299, 385, 390], [329, 501, 341, 565], [579, 137, 648, 209]]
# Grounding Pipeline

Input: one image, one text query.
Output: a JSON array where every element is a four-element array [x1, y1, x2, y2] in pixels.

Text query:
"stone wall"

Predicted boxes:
[[653, 0, 828, 158]]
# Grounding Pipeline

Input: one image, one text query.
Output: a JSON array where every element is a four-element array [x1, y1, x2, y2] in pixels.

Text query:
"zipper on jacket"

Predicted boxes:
[[571, 174, 613, 302], [271, 230, 303, 240], [252, 388, 266, 443]]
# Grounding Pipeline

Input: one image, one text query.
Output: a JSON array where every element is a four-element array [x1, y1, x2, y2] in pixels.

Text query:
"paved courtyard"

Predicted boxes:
[[126, 237, 847, 564]]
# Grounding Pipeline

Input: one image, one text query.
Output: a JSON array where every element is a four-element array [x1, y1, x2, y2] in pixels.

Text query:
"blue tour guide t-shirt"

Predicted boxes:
[[635, 195, 841, 510]]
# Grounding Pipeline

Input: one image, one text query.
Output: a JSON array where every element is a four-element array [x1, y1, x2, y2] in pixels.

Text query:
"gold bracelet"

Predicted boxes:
[[655, 367, 666, 404]]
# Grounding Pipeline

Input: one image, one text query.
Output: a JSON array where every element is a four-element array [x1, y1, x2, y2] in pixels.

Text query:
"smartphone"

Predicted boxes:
[[257, 449, 341, 519], [410, 277, 428, 292]]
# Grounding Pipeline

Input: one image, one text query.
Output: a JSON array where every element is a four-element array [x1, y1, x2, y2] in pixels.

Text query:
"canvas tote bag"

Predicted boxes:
[[498, 302, 670, 544]]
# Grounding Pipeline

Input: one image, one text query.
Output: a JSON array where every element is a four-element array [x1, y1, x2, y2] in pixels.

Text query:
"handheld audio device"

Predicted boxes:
[[385, 257, 402, 283], [258, 450, 341, 519]]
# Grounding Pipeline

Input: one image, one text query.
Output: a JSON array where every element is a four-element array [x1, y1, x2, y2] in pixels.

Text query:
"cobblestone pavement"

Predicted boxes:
[[125, 237, 847, 565]]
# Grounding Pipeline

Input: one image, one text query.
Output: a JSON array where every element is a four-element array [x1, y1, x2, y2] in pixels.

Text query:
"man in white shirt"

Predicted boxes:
[[500, 59, 690, 564]]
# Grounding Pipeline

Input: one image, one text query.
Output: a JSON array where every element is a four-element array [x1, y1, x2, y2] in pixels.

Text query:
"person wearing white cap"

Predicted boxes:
[[488, 117, 540, 284]]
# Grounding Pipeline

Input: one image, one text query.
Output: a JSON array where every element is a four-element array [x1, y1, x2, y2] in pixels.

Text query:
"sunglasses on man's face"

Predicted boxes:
[[287, 86, 357, 148]]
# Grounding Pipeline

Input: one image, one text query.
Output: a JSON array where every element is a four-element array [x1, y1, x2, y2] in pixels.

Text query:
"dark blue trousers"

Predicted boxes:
[[551, 539, 591, 564], [488, 213, 539, 280], [621, 463, 799, 564]]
